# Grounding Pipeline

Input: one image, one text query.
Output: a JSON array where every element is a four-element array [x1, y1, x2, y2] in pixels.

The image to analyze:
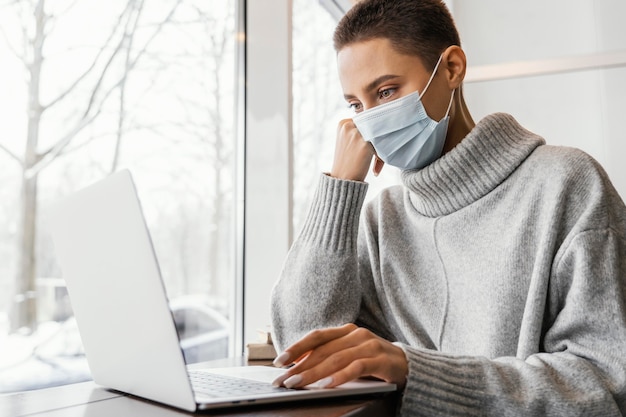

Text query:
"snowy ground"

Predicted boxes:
[[0, 318, 92, 393]]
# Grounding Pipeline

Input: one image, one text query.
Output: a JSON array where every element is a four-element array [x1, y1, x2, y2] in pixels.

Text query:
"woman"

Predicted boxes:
[[270, 0, 626, 415]]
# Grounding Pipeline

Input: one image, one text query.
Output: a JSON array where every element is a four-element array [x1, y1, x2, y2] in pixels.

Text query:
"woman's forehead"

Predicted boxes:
[[337, 39, 428, 91]]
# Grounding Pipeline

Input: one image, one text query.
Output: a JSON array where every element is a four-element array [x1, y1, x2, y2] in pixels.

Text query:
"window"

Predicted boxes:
[[4, 0, 623, 396], [0, 0, 238, 392], [292, 0, 401, 235]]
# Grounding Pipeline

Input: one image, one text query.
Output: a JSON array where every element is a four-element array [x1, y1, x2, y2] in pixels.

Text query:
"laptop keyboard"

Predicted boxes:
[[189, 370, 291, 398]]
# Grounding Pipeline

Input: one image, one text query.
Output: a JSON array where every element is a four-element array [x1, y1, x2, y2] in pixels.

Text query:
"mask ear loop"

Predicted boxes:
[[420, 54, 455, 121], [443, 89, 455, 118], [418, 54, 444, 100]]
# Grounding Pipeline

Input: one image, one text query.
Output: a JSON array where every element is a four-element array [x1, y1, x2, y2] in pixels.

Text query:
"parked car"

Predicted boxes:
[[170, 295, 230, 363]]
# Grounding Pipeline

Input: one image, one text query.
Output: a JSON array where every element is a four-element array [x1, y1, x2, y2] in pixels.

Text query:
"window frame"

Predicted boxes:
[[239, 0, 293, 351]]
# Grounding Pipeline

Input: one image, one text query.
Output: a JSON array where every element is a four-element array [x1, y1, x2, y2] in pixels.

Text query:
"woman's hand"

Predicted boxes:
[[271, 324, 408, 390], [330, 119, 385, 182]]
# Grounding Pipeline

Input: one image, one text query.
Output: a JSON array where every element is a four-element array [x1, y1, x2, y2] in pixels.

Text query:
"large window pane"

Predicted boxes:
[[0, 0, 237, 392], [292, 0, 400, 234]]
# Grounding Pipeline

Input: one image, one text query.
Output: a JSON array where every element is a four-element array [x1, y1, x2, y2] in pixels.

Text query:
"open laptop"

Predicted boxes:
[[46, 169, 395, 412]]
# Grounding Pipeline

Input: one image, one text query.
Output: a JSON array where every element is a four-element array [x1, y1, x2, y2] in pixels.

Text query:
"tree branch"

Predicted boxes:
[[0, 143, 24, 167], [0, 21, 25, 63], [126, 0, 183, 70], [111, 0, 144, 173], [34, 0, 184, 174], [24, 107, 104, 179], [42, 0, 135, 110], [35, 2, 137, 164]]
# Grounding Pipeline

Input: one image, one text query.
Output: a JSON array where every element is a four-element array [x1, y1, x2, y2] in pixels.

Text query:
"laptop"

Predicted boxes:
[[46, 169, 395, 412]]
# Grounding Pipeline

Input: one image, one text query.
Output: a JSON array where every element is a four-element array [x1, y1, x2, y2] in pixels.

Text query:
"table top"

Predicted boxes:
[[1, 359, 398, 417]]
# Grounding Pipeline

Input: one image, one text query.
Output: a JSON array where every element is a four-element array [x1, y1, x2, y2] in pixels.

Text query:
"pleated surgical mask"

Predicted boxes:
[[353, 54, 454, 171]]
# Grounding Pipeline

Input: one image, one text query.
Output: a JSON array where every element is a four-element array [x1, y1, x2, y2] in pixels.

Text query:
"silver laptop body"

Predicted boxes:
[[47, 170, 395, 412]]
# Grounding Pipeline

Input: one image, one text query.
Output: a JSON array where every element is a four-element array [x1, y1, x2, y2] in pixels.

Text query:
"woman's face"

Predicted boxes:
[[337, 37, 450, 121]]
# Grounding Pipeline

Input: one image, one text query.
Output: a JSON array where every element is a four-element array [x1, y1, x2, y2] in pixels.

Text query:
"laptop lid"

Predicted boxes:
[[47, 170, 395, 412], [47, 170, 198, 411]]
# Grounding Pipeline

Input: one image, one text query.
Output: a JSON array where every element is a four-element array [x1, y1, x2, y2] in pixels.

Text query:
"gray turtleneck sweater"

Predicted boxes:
[[271, 113, 626, 416]]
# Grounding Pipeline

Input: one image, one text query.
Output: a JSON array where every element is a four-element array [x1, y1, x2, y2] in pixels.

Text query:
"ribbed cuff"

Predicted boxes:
[[298, 173, 368, 251], [398, 345, 487, 416]]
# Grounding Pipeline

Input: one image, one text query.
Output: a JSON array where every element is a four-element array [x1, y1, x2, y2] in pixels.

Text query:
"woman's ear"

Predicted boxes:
[[442, 45, 466, 89]]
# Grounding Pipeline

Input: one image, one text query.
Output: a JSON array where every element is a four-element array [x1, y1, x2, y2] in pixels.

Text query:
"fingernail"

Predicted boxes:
[[313, 376, 333, 389], [273, 351, 290, 368], [271, 373, 288, 387], [283, 374, 303, 389]]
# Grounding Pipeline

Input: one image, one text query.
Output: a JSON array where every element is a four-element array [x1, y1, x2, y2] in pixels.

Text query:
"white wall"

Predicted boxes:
[[452, 0, 626, 199]]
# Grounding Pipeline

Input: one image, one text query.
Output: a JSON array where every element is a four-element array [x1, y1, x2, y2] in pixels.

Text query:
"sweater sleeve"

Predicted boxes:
[[396, 226, 626, 416], [270, 173, 369, 351]]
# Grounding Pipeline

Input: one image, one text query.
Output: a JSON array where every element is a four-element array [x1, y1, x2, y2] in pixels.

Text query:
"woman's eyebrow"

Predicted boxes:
[[343, 74, 401, 100]]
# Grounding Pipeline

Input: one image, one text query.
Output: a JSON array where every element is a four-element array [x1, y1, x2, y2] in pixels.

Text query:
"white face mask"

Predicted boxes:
[[352, 54, 454, 171]]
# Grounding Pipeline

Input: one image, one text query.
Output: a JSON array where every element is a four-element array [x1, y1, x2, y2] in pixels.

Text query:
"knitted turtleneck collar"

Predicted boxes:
[[401, 113, 545, 217]]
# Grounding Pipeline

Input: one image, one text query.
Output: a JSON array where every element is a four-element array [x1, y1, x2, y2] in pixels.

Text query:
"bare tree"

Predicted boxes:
[[0, 0, 184, 331], [199, 5, 233, 299], [292, 0, 346, 231], [133, 2, 235, 300]]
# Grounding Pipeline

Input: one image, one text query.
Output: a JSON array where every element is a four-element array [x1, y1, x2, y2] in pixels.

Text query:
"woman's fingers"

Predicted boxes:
[[285, 340, 382, 388], [291, 327, 378, 373], [272, 324, 358, 387], [317, 356, 380, 388], [273, 342, 372, 389], [272, 325, 408, 389], [273, 323, 357, 368], [330, 119, 374, 181]]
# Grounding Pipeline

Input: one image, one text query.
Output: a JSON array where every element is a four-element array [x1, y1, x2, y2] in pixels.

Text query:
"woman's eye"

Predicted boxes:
[[348, 102, 363, 112], [378, 88, 396, 100]]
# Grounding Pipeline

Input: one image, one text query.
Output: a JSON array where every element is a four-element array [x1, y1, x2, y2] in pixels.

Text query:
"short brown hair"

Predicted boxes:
[[333, 0, 461, 69]]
